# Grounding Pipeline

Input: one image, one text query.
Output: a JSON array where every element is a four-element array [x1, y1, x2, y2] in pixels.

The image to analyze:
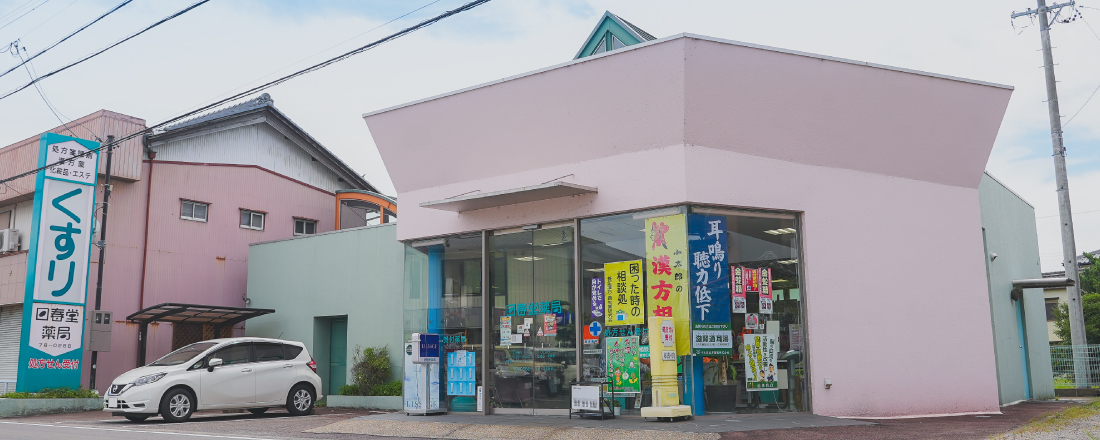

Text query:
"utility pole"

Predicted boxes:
[[1012, 0, 1087, 385], [89, 135, 114, 391]]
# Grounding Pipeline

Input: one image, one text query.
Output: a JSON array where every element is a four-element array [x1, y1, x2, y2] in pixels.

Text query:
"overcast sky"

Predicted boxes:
[[0, 0, 1098, 271]]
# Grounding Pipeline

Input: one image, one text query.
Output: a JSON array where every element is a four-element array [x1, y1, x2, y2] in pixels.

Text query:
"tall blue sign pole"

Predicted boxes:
[[16, 133, 100, 392]]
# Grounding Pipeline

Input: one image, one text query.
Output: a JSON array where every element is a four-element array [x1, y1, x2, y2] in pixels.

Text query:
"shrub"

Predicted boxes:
[[338, 384, 360, 396], [350, 345, 391, 396], [369, 380, 402, 396], [1, 387, 99, 399]]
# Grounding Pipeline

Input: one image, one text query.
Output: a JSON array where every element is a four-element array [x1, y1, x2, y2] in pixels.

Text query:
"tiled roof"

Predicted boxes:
[[163, 93, 275, 131], [1042, 249, 1100, 278], [611, 13, 655, 41]]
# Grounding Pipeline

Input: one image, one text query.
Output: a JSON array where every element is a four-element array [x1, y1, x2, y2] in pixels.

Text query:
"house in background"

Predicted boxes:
[[0, 93, 385, 393], [1043, 250, 1099, 343]]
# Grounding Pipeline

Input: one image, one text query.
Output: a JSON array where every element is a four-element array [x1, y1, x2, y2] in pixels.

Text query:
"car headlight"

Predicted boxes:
[[130, 372, 167, 387]]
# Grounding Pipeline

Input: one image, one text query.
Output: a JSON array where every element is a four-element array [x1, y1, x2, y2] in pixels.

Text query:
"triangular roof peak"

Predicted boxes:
[[574, 11, 656, 59]]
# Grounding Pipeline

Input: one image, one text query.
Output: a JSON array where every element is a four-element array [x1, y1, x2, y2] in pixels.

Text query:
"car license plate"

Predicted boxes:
[[108, 398, 117, 408]]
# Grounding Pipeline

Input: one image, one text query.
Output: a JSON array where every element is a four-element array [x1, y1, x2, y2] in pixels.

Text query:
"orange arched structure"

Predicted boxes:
[[334, 189, 397, 230]]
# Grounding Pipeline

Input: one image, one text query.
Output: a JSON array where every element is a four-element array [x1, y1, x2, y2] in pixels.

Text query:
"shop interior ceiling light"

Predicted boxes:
[[764, 228, 796, 235], [514, 256, 544, 262]]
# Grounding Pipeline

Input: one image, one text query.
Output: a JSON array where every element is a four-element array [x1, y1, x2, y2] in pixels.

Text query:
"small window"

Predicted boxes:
[[592, 37, 606, 54], [181, 200, 208, 222], [294, 218, 317, 236], [611, 35, 625, 50], [253, 343, 285, 362], [240, 209, 265, 230], [283, 344, 304, 360], [1046, 299, 1060, 322]]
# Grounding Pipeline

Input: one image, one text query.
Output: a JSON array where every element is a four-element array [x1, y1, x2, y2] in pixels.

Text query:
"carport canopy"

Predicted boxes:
[[127, 303, 275, 366]]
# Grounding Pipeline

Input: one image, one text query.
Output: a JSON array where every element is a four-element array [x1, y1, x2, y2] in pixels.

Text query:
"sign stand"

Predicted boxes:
[[640, 319, 692, 421], [404, 333, 446, 415]]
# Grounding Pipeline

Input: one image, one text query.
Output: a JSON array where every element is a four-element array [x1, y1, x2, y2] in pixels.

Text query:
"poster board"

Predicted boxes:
[[744, 334, 779, 391], [605, 336, 641, 393], [644, 214, 691, 356], [604, 260, 644, 326]]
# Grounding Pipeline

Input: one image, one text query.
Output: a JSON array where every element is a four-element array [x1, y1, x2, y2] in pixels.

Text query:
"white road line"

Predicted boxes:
[[0, 421, 282, 439]]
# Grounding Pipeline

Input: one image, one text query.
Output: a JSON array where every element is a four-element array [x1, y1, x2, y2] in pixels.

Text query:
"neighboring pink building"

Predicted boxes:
[[0, 94, 385, 392]]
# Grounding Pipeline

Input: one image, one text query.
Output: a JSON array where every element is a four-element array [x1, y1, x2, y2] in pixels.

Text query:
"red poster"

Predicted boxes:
[[744, 268, 761, 293], [758, 268, 773, 315], [731, 266, 747, 313]]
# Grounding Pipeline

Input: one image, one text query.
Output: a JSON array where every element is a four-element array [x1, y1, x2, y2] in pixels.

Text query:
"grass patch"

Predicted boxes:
[[1009, 399, 1100, 435], [0, 387, 99, 399]]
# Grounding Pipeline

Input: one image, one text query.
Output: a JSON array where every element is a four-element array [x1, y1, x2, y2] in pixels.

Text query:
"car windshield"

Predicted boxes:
[[149, 342, 218, 366]]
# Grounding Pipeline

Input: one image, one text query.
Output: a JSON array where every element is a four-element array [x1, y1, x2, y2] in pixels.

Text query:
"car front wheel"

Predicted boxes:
[[160, 389, 195, 422], [286, 384, 314, 416]]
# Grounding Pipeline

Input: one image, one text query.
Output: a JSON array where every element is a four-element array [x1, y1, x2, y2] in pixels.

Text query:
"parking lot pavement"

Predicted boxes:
[[0, 407, 431, 440], [0, 401, 1078, 440]]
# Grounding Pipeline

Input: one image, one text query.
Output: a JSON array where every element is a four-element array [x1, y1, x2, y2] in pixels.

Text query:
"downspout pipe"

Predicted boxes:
[[137, 132, 155, 367]]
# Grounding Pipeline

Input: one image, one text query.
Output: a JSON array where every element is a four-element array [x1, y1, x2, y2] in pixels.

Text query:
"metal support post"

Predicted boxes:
[[89, 135, 114, 391]]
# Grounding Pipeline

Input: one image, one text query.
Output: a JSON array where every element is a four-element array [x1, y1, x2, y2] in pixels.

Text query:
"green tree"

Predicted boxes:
[[1053, 253, 1100, 343]]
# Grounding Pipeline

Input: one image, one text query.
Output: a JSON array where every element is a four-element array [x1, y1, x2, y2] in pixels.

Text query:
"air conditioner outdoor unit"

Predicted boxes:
[[0, 229, 19, 252]]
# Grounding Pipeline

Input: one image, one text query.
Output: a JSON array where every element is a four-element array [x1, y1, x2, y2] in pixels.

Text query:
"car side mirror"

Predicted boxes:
[[207, 358, 224, 372]]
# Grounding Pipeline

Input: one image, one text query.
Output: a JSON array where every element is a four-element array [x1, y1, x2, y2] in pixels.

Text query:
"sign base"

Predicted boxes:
[[640, 405, 692, 420], [405, 408, 447, 416]]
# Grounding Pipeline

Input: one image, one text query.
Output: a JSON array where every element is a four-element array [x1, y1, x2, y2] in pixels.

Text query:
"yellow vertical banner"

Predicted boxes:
[[645, 214, 691, 356], [604, 260, 645, 326]]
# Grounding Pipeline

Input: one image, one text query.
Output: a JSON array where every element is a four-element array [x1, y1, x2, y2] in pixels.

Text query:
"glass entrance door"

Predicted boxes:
[[489, 225, 575, 414]]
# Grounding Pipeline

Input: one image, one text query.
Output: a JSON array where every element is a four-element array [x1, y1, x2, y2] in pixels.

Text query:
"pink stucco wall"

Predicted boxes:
[[80, 161, 337, 389], [364, 35, 1011, 417]]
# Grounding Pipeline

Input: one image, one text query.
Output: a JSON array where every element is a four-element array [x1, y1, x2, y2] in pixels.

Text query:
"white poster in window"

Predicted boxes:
[[500, 316, 512, 346], [789, 324, 804, 351], [745, 313, 760, 330], [744, 333, 778, 391]]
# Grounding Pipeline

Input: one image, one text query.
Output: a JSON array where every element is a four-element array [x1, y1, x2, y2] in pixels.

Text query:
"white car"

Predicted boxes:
[[103, 337, 323, 422]]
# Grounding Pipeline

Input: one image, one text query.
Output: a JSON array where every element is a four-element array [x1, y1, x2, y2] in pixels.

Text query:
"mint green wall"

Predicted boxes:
[[576, 18, 644, 59], [979, 173, 1055, 403], [245, 224, 405, 394]]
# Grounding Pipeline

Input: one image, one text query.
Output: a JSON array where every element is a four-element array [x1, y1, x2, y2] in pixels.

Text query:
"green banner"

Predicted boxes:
[[606, 336, 641, 393]]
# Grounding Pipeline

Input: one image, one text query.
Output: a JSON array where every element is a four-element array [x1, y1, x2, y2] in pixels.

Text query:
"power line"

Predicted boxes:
[[167, 0, 444, 120], [0, 0, 133, 81], [0, 0, 51, 34], [17, 44, 100, 141], [0, 0, 211, 102], [0, 0, 493, 186], [0, 0, 40, 24], [17, 0, 80, 41]]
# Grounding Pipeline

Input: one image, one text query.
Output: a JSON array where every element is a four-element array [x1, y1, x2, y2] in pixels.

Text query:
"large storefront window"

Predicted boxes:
[[487, 224, 576, 412], [402, 205, 805, 414], [404, 233, 483, 411], [691, 206, 805, 413]]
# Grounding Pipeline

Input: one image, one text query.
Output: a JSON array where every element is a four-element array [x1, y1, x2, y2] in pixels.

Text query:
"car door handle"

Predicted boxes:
[[282, 364, 293, 369], [241, 368, 253, 372]]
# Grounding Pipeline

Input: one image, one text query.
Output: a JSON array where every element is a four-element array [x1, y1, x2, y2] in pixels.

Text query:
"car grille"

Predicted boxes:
[[108, 384, 126, 395]]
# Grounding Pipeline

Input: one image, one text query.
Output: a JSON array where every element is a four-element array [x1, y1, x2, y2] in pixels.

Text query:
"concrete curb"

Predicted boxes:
[[327, 395, 402, 410], [0, 398, 102, 418]]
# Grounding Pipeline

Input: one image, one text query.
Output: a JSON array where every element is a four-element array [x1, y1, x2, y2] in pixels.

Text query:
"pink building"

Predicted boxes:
[[0, 94, 388, 392], [364, 31, 1012, 417]]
